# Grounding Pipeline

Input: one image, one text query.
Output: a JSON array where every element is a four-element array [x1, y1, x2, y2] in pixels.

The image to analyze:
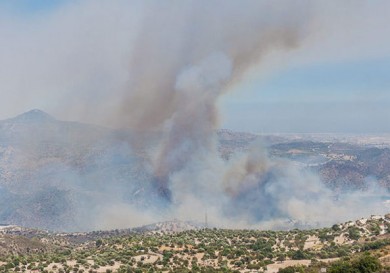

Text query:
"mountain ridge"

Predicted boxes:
[[0, 110, 389, 231], [6, 109, 56, 123]]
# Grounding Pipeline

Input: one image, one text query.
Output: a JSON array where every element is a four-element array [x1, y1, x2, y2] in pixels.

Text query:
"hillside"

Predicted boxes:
[[0, 110, 153, 230], [0, 110, 389, 231], [0, 216, 390, 272]]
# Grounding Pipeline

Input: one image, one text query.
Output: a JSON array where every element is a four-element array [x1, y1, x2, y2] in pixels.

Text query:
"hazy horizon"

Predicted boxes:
[[4, 108, 390, 136]]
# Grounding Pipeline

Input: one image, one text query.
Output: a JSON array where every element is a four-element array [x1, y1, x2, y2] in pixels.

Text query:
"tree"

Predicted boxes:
[[96, 239, 103, 248], [332, 224, 341, 232], [347, 227, 361, 240], [277, 254, 286, 262], [328, 254, 382, 273], [354, 254, 382, 273]]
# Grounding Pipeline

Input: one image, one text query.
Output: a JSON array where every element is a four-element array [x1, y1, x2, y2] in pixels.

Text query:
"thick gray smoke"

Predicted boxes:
[[0, 0, 389, 231], [152, 53, 233, 200], [120, 1, 310, 200], [110, 0, 387, 229]]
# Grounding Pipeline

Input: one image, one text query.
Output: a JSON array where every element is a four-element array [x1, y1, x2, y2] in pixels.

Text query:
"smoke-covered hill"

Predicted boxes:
[[0, 110, 389, 231], [0, 110, 155, 231]]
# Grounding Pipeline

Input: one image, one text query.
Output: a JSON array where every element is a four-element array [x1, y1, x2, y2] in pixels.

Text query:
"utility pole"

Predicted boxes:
[[205, 209, 208, 229]]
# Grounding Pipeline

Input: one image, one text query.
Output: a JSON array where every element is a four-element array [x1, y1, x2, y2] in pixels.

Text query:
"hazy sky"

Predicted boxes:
[[1, 0, 390, 133]]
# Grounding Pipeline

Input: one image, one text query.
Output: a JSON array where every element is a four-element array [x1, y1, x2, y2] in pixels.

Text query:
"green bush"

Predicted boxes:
[[328, 254, 381, 273]]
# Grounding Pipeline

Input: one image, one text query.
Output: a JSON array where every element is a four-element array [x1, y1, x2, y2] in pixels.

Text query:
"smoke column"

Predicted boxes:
[[112, 1, 387, 229], [118, 1, 311, 200]]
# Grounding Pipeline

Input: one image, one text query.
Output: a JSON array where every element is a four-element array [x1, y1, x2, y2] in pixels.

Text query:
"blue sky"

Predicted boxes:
[[221, 57, 390, 133], [1, 1, 390, 133], [0, 0, 66, 14]]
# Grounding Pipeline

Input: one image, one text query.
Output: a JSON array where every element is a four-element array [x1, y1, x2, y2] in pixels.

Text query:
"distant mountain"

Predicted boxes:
[[316, 147, 390, 191], [0, 110, 389, 231], [0, 110, 153, 231], [0, 111, 267, 231], [7, 109, 56, 123]]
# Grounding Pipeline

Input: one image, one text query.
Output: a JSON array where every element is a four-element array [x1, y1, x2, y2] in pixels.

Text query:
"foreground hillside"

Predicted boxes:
[[0, 215, 390, 272]]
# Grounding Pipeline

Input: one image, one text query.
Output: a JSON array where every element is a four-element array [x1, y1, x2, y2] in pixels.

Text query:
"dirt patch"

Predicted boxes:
[[266, 260, 311, 273]]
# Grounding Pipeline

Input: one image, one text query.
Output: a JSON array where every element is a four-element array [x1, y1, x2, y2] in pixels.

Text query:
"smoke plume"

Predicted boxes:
[[0, 0, 388, 231], [119, 1, 310, 200], [110, 1, 386, 229]]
